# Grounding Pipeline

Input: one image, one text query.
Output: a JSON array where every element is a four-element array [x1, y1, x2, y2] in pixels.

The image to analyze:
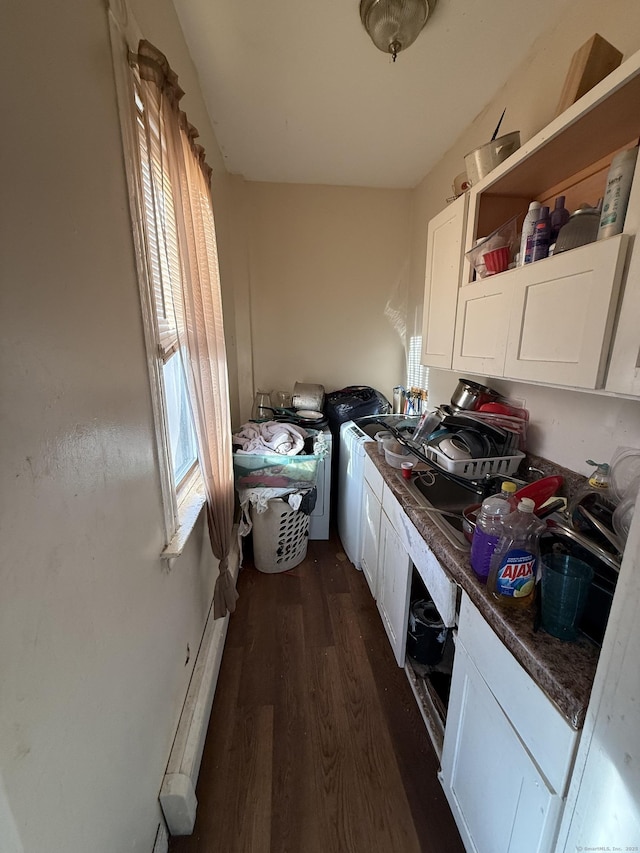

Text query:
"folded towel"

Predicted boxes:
[[233, 421, 308, 456]]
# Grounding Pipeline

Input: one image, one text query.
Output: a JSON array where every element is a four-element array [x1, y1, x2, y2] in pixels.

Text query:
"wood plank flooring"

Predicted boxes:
[[169, 531, 464, 853]]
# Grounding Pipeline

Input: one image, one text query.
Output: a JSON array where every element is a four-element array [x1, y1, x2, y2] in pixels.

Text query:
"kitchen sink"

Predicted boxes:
[[403, 468, 484, 550]]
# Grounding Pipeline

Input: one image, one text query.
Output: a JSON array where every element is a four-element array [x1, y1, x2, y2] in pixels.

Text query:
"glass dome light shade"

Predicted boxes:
[[360, 0, 429, 58]]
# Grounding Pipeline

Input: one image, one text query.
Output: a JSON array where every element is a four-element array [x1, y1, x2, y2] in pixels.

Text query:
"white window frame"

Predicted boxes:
[[407, 333, 429, 392], [108, 1, 205, 555]]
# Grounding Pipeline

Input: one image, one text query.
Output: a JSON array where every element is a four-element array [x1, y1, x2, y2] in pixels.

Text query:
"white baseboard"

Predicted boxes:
[[159, 533, 240, 836]]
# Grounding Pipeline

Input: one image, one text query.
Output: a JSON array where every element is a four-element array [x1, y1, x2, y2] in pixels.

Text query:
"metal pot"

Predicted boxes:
[[450, 378, 499, 411], [292, 382, 325, 411]]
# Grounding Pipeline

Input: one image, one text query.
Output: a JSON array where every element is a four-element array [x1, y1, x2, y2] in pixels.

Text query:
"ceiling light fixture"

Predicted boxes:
[[360, 0, 431, 62]]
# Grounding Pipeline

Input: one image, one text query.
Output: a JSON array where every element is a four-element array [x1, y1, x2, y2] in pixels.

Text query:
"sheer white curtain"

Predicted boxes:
[[132, 40, 238, 618]]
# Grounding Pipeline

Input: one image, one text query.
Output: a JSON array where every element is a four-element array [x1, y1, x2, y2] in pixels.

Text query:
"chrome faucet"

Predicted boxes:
[[527, 466, 545, 481]]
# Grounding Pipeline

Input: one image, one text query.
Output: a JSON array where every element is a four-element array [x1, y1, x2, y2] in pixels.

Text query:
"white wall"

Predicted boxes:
[[411, 0, 640, 475], [244, 182, 412, 424], [1, 1, 236, 850]]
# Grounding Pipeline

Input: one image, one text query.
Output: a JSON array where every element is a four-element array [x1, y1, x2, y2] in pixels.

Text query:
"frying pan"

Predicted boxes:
[[260, 407, 329, 429]]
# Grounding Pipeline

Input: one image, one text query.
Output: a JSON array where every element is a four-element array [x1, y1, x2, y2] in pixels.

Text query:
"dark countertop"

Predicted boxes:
[[364, 442, 600, 730]]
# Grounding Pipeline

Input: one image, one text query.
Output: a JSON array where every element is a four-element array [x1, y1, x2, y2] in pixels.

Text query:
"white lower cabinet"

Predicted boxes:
[[441, 593, 579, 853], [377, 509, 412, 666], [360, 455, 412, 666]]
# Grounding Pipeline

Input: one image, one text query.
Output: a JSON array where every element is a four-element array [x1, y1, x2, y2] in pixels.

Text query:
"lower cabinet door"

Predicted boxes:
[[377, 510, 411, 667], [361, 479, 381, 598], [440, 639, 563, 853]]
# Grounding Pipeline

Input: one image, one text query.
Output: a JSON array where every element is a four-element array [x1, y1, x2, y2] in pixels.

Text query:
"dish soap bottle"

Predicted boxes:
[[470, 482, 517, 583], [487, 498, 544, 607]]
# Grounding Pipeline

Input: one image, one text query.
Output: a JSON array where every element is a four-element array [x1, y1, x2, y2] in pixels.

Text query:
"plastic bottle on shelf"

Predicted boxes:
[[486, 498, 545, 607], [518, 201, 542, 266], [469, 481, 518, 583], [598, 146, 639, 239], [550, 195, 570, 243], [530, 205, 551, 262]]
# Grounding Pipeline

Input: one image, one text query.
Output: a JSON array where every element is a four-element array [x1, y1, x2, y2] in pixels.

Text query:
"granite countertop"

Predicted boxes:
[[364, 443, 600, 730]]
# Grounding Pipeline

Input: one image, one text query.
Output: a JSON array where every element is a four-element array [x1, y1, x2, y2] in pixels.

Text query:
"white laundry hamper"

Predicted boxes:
[[251, 499, 310, 573]]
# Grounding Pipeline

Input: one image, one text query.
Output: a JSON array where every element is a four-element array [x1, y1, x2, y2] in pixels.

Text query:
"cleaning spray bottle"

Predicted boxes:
[[486, 498, 544, 607]]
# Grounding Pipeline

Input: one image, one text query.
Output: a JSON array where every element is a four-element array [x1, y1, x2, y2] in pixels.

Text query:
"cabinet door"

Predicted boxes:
[[441, 640, 563, 853], [504, 234, 630, 389], [361, 479, 381, 598], [377, 511, 412, 667], [452, 275, 512, 376], [605, 164, 640, 395], [421, 194, 469, 369]]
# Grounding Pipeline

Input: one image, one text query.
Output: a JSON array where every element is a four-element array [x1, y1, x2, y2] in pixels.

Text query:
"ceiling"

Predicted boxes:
[[173, 0, 572, 189]]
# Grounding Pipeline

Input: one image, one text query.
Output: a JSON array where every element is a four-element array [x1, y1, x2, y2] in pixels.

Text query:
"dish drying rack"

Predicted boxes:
[[377, 420, 525, 484], [423, 446, 525, 480]]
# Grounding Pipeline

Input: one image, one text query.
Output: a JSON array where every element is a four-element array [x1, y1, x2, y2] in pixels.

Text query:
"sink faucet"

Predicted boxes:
[[527, 466, 545, 481]]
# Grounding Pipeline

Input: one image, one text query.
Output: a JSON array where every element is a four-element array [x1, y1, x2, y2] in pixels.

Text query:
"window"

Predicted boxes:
[[407, 334, 429, 392], [163, 353, 198, 486], [132, 83, 199, 500]]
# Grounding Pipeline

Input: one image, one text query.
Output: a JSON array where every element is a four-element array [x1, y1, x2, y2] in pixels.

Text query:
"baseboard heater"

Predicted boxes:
[[159, 534, 240, 835]]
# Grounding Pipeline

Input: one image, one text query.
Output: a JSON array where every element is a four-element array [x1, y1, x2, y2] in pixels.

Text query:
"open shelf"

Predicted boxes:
[[470, 52, 640, 242]]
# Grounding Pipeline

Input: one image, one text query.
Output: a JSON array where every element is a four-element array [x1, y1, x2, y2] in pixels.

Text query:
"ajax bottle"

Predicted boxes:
[[470, 482, 517, 583], [487, 498, 544, 607]]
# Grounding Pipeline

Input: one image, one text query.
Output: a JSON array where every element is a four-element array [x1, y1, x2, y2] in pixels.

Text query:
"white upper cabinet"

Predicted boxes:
[[605, 165, 640, 395], [421, 193, 469, 369], [504, 234, 629, 388], [452, 272, 512, 377], [445, 47, 640, 395]]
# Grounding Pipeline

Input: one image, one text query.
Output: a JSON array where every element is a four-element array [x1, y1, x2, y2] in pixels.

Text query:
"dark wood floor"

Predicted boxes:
[[169, 530, 464, 853]]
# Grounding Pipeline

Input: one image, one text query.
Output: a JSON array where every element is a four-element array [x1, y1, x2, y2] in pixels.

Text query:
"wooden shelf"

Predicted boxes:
[[471, 52, 640, 240]]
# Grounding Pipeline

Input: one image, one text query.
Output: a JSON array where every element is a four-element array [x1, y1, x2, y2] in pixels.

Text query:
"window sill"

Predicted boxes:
[[161, 476, 206, 565]]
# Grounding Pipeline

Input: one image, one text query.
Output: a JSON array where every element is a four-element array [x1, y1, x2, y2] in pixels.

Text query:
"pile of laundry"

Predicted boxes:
[[233, 420, 308, 456], [232, 420, 328, 537]]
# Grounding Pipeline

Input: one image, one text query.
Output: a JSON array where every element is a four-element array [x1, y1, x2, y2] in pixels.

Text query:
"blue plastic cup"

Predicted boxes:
[[541, 555, 594, 641]]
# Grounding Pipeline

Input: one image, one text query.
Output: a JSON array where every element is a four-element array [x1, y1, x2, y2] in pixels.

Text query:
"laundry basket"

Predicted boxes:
[[251, 499, 310, 573]]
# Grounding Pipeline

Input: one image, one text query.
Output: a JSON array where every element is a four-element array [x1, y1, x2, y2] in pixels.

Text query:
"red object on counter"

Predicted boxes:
[[514, 475, 564, 511], [401, 461, 415, 479]]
